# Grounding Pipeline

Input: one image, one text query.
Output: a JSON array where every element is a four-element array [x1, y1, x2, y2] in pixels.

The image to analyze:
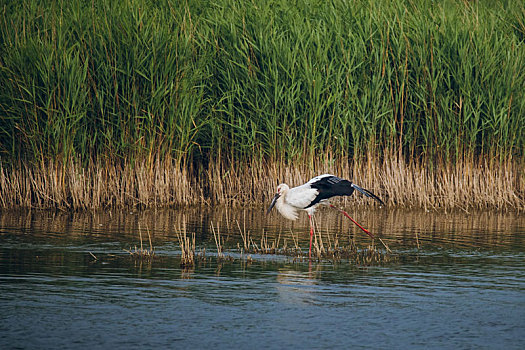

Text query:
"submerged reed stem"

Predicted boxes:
[[177, 215, 196, 267], [211, 222, 224, 259], [125, 224, 155, 258]]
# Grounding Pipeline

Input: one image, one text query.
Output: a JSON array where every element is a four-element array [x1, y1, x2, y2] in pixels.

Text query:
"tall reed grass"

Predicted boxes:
[[0, 0, 523, 209]]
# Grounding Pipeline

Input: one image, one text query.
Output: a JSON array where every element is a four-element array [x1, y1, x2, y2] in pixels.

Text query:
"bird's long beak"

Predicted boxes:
[[267, 193, 280, 214]]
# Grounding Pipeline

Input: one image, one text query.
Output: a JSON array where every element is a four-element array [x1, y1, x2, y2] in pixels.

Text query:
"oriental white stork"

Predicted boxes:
[[267, 174, 385, 258]]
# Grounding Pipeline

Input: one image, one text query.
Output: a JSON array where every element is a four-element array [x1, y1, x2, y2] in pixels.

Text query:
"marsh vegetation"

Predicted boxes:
[[0, 0, 523, 209]]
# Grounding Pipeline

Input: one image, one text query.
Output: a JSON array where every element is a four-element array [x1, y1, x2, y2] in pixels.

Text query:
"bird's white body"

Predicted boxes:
[[272, 174, 333, 220]]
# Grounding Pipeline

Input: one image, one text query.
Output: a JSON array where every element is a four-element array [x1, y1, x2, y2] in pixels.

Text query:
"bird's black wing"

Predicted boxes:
[[305, 175, 354, 208], [306, 175, 385, 208]]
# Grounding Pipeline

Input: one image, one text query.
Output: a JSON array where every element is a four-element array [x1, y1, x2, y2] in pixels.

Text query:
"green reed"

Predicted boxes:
[[0, 0, 524, 207]]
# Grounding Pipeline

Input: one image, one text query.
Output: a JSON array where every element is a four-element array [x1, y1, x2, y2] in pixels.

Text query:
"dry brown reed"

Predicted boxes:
[[237, 217, 303, 256], [258, 229, 282, 254], [0, 155, 523, 210], [232, 211, 393, 263], [289, 230, 301, 253], [210, 222, 224, 259], [236, 219, 251, 252], [300, 215, 396, 263], [0, 159, 196, 209], [309, 227, 395, 264], [176, 216, 196, 267], [125, 224, 155, 258]]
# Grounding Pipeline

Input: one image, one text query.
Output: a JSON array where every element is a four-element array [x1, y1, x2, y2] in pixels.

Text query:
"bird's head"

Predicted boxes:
[[267, 183, 289, 214]]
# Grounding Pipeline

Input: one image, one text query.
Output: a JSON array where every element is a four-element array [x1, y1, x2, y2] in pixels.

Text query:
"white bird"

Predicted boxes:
[[267, 174, 385, 258]]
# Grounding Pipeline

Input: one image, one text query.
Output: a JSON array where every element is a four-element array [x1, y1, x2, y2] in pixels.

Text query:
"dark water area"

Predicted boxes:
[[1, 207, 524, 349]]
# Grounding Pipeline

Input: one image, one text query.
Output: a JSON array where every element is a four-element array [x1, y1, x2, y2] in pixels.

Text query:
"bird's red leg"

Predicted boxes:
[[329, 204, 375, 239], [308, 214, 313, 259]]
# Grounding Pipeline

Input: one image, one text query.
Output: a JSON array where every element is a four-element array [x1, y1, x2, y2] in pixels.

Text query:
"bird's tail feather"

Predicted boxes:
[[351, 184, 385, 206]]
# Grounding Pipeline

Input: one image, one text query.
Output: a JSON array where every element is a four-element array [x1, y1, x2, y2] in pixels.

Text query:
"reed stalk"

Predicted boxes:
[[177, 215, 196, 267], [125, 224, 155, 258], [236, 219, 250, 251], [211, 222, 224, 259]]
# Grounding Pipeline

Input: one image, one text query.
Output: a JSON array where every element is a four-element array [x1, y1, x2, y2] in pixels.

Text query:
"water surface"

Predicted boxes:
[[1, 208, 524, 349]]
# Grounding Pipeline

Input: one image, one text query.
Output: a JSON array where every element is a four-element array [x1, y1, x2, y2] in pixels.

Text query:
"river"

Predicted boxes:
[[1, 208, 524, 349]]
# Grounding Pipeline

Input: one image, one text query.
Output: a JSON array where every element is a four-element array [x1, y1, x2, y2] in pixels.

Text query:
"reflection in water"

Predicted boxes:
[[0, 208, 524, 349], [1, 207, 523, 252]]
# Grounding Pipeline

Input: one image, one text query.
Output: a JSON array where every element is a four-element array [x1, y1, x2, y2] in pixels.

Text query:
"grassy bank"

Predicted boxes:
[[0, 0, 524, 209]]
